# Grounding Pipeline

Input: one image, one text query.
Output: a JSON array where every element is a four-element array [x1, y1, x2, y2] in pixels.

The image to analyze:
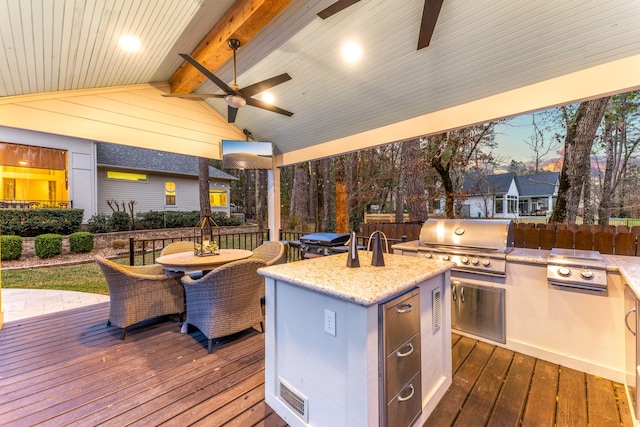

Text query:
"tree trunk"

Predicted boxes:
[[254, 169, 266, 231], [198, 157, 209, 213], [321, 158, 332, 231], [335, 156, 349, 233], [598, 105, 615, 225], [549, 98, 609, 223], [402, 139, 428, 222], [244, 170, 254, 220]]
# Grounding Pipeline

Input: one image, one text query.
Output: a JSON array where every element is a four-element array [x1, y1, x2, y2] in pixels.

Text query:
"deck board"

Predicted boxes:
[[0, 304, 633, 426]]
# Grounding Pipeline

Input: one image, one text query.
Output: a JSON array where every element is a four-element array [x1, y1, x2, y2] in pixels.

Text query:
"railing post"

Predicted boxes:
[[129, 237, 135, 266]]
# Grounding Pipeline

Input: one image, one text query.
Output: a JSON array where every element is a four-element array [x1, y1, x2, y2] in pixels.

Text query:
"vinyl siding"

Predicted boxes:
[[97, 168, 230, 215]]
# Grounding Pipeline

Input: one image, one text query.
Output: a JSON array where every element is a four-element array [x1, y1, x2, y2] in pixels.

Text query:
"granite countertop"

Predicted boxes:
[[393, 241, 640, 296], [258, 251, 454, 307]]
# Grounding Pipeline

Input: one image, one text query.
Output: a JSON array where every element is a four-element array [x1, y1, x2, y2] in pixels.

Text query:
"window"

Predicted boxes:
[[165, 182, 176, 205], [106, 171, 147, 181], [507, 195, 518, 214], [495, 196, 503, 214], [209, 190, 227, 207], [0, 143, 69, 204]]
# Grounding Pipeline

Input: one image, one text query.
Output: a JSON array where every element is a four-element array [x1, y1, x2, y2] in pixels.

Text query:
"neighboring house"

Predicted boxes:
[[517, 172, 559, 216], [0, 127, 236, 222], [461, 171, 559, 219], [461, 172, 520, 218], [96, 143, 238, 215]]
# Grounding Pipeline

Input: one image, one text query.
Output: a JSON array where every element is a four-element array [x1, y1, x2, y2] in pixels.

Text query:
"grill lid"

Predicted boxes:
[[419, 219, 514, 254], [299, 232, 350, 247]]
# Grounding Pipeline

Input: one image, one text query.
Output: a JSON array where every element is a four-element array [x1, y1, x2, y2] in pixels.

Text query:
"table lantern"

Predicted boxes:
[[194, 208, 220, 256]]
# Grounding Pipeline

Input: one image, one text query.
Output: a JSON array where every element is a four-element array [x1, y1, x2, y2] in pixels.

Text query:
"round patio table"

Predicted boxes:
[[155, 248, 253, 273]]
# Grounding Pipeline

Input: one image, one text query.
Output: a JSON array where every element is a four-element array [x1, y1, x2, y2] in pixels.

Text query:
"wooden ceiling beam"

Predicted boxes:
[[169, 0, 293, 94]]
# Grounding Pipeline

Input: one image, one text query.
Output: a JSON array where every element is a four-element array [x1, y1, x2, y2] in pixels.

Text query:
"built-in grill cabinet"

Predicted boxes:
[[379, 288, 421, 427], [451, 281, 506, 344]]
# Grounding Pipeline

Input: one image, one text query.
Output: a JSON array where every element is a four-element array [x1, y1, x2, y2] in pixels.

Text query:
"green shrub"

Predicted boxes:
[[1, 235, 23, 260], [112, 239, 127, 249], [0, 209, 83, 237], [88, 213, 112, 233], [110, 211, 131, 232], [34, 234, 63, 258], [69, 232, 94, 253]]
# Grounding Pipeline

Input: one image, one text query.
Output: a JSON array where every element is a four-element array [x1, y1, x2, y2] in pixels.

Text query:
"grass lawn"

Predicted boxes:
[[1, 257, 144, 295]]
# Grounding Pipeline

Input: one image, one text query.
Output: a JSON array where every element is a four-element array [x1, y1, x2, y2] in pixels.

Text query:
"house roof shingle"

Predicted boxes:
[[462, 172, 518, 195], [517, 172, 559, 197], [96, 142, 237, 181]]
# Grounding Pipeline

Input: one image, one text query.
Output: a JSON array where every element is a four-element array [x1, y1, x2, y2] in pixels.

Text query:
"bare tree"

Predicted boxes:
[[525, 112, 562, 173], [425, 123, 497, 218], [549, 97, 610, 223], [198, 157, 209, 213], [596, 92, 640, 224]]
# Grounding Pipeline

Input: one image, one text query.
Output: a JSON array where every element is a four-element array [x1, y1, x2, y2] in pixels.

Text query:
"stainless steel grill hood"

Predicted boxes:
[[419, 219, 514, 254], [418, 219, 515, 277]]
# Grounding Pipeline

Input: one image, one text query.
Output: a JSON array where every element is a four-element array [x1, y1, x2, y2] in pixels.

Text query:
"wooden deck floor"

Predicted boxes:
[[0, 302, 286, 426], [0, 304, 635, 426], [425, 333, 635, 427]]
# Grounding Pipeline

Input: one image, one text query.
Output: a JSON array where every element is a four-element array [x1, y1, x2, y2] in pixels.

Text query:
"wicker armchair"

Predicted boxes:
[[95, 256, 185, 340], [181, 259, 267, 353], [249, 241, 287, 266], [160, 241, 194, 256], [250, 241, 287, 313]]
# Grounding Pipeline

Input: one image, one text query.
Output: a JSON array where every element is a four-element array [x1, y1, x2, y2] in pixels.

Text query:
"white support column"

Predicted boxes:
[[268, 166, 281, 241]]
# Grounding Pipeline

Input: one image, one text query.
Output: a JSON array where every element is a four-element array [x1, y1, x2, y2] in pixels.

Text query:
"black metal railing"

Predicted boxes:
[[127, 227, 416, 266]]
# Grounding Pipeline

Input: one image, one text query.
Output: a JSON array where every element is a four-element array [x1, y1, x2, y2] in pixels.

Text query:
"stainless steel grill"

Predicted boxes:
[[417, 219, 514, 277], [298, 232, 351, 259], [546, 248, 607, 292]]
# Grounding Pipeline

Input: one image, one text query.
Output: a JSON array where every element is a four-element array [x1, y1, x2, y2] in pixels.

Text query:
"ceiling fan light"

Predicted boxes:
[[225, 94, 246, 108]]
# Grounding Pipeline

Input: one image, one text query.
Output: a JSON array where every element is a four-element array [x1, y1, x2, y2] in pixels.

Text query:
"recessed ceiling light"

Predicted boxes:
[[342, 41, 362, 63], [119, 35, 141, 52], [261, 92, 275, 104]]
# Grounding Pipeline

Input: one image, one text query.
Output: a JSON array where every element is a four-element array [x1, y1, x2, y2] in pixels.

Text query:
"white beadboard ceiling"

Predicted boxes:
[[1, 0, 639, 165]]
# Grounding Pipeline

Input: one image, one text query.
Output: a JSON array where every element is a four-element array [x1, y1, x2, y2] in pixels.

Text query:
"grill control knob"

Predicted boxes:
[[471, 258, 480, 265], [580, 268, 594, 279], [482, 259, 491, 267], [442, 255, 451, 261], [460, 256, 470, 264], [558, 267, 572, 277], [424, 252, 433, 259]]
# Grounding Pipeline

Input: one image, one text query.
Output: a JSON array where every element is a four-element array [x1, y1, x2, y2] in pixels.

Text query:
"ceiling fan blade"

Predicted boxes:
[[178, 53, 235, 94], [417, 0, 444, 50], [240, 73, 292, 98], [245, 98, 293, 117], [162, 93, 227, 99], [317, 0, 360, 19], [227, 105, 239, 123]]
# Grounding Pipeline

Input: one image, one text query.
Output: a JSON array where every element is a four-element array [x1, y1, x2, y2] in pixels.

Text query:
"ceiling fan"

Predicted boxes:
[[317, 0, 444, 50], [164, 39, 293, 123]]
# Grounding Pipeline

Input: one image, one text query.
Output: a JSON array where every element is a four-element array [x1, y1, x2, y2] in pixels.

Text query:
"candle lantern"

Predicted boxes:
[[194, 207, 220, 256]]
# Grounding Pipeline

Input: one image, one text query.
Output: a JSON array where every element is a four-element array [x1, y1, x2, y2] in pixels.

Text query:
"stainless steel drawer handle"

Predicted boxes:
[[460, 286, 465, 303], [397, 303, 413, 314], [396, 343, 414, 358], [397, 384, 415, 402], [625, 307, 636, 336]]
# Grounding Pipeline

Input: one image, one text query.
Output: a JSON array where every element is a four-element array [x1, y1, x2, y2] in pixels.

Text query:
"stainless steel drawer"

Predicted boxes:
[[383, 290, 420, 354], [385, 332, 421, 403], [386, 372, 422, 427]]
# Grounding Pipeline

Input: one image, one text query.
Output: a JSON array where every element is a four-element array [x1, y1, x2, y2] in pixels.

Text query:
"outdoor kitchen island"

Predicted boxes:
[[258, 251, 455, 427]]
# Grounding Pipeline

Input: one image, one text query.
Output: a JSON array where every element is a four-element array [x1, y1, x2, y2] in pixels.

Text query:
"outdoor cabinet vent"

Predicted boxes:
[[433, 288, 442, 331], [279, 378, 309, 423]]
